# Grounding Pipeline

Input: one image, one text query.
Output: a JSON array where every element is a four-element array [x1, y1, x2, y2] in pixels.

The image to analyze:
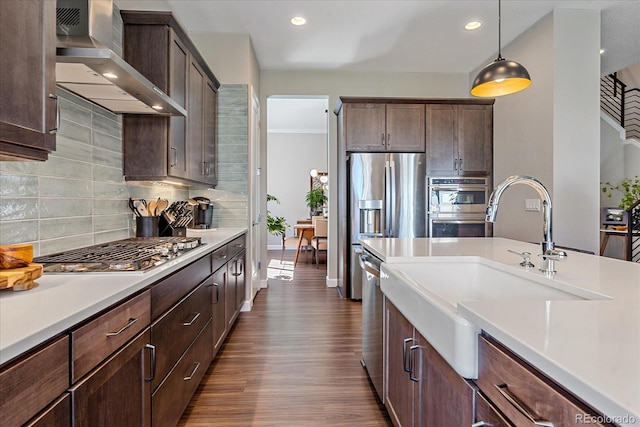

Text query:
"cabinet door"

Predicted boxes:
[[385, 301, 414, 427], [386, 104, 425, 152], [71, 329, 152, 427], [235, 250, 246, 311], [211, 266, 227, 354], [169, 31, 189, 179], [425, 104, 457, 176], [187, 59, 205, 182], [0, 0, 56, 160], [415, 331, 475, 426], [202, 79, 218, 186], [457, 105, 492, 176], [225, 256, 239, 328], [344, 103, 386, 151]]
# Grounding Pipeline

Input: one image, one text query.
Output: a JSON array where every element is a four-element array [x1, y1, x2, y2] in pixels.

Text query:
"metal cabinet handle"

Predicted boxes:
[[471, 422, 494, 427], [105, 317, 138, 337], [215, 254, 228, 260], [459, 158, 462, 171], [182, 312, 201, 326], [409, 344, 420, 382], [453, 158, 458, 170], [183, 362, 200, 381], [495, 384, 555, 427], [213, 282, 220, 303], [387, 133, 391, 146], [170, 147, 177, 166], [48, 94, 59, 134], [402, 337, 414, 373], [381, 133, 385, 145], [145, 344, 156, 382]]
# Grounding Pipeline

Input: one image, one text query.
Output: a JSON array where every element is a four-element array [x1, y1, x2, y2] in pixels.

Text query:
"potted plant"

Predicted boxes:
[[266, 194, 288, 237], [305, 188, 327, 217], [601, 176, 640, 210]]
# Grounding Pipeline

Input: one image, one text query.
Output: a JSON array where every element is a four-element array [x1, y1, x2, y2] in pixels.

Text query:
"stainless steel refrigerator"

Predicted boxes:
[[347, 152, 426, 299]]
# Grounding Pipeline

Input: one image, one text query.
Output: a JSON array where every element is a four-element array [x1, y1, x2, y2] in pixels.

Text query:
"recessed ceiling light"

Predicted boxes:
[[291, 16, 306, 26], [465, 21, 482, 31], [600, 48, 606, 55], [152, 105, 163, 110], [102, 72, 118, 79]]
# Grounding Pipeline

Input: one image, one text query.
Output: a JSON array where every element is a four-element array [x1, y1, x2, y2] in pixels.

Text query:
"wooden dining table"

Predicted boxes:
[[292, 223, 315, 266]]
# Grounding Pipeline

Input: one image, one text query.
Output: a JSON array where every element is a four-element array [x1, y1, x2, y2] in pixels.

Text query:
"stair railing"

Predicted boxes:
[[626, 199, 640, 262], [601, 73, 640, 141]]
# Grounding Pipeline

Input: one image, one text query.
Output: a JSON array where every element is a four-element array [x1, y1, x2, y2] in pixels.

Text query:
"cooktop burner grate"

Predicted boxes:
[[35, 237, 202, 273]]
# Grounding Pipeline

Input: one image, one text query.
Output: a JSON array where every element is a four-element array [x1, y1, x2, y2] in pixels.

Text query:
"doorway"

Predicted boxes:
[[266, 96, 329, 274]]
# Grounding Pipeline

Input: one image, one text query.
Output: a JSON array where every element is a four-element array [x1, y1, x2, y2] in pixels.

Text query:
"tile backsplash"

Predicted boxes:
[[0, 84, 248, 255]]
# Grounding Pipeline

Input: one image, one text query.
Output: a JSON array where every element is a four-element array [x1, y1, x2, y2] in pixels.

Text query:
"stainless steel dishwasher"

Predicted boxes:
[[359, 250, 384, 402]]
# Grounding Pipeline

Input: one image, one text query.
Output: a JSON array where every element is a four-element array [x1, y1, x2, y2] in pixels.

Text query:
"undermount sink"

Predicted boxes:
[[380, 257, 608, 379]]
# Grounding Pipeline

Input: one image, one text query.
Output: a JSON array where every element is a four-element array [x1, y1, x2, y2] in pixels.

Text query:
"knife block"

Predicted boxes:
[[158, 215, 186, 237]]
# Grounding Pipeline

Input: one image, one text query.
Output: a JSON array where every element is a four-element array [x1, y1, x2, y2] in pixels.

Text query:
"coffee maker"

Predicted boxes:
[[189, 197, 213, 229]]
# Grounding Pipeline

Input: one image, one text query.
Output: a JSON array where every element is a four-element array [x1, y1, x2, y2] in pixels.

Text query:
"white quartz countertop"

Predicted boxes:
[[361, 237, 640, 426], [0, 228, 246, 366]]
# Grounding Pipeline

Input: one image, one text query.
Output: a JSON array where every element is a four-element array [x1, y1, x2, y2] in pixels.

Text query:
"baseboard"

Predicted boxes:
[[260, 278, 269, 288], [325, 276, 338, 288]]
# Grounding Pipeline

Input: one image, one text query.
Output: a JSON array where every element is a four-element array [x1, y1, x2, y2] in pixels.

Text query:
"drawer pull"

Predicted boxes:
[[409, 344, 420, 382], [402, 337, 414, 373], [471, 422, 494, 427], [105, 317, 138, 337], [495, 384, 554, 427], [182, 312, 201, 326], [183, 362, 200, 381], [145, 344, 156, 382]]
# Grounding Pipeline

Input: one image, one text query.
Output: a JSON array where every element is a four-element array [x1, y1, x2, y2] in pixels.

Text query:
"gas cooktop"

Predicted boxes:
[[34, 237, 203, 273]]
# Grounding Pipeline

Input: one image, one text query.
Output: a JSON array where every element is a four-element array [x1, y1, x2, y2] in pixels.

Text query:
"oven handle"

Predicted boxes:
[[429, 185, 489, 191], [430, 219, 487, 225]]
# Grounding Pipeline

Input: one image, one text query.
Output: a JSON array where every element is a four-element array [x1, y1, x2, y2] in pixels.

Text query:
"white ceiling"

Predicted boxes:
[[115, 0, 639, 76]]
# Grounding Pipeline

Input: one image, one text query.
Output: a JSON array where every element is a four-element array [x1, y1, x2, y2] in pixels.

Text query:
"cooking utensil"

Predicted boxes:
[[129, 198, 140, 217], [135, 200, 149, 217], [147, 200, 157, 216], [156, 198, 168, 214]]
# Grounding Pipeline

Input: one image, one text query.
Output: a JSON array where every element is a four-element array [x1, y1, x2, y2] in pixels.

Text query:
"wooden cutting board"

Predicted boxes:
[[0, 263, 43, 291]]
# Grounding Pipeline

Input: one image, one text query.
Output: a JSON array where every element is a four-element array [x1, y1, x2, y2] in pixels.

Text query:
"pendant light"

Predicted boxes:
[[470, 0, 531, 97]]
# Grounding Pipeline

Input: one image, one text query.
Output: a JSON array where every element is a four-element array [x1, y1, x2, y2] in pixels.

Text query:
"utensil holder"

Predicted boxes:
[[136, 216, 159, 237]]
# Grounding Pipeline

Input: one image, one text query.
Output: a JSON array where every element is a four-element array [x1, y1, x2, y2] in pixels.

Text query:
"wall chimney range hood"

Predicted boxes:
[[56, 0, 186, 116]]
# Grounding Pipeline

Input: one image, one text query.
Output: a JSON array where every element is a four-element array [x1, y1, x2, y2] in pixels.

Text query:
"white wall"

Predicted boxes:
[[266, 132, 328, 248], [473, 10, 601, 253], [260, 70, 470, 285]]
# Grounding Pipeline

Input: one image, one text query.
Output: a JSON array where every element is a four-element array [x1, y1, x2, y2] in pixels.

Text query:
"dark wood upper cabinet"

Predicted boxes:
[[0, 0, 57, 161], [343, 102, 425, 152], [121, 11, 220, 186], [426, 103, 493, 176]]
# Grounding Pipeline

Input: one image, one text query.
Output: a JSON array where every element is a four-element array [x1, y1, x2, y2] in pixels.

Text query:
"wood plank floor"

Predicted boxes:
[[178, 251, 391, 427]]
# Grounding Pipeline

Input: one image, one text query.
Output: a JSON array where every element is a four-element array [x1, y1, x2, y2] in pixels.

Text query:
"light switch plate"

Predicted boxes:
[[525, 199, 541, 212]]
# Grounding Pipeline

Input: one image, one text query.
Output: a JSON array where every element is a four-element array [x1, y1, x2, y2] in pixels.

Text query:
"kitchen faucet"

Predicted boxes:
[[485, 175, 567, 275]]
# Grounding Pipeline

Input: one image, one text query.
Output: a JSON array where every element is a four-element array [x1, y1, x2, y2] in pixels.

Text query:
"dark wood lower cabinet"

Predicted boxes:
[[386, 300, 475, 426], [25, 393, 71, 427], [70, 329, 152, 427], [152, 319, 213, 427], [475, 391, 512, 427], [212, 265, 227, 354]]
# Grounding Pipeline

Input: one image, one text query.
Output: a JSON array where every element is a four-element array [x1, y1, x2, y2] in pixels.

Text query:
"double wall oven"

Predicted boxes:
[[427, 177, 492, 238]]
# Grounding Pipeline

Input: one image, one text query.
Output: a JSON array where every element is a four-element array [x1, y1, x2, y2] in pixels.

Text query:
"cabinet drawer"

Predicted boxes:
[[25, 393, 71, 427], [227, 235, 246, 259], [152, 319, 213, 427], [151, 278, 212, 390], [475, 391, 511, 427], [0, 335, 69, 427], [71, 290, 150, 382], [152, 254, 211, 319], [478, 335, 611, 426], [211, 244, 228, 273]]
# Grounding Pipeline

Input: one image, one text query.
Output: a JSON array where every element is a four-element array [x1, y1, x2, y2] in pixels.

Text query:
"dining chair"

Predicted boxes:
[[311, 218, 328, 268], [281, 225, 310, 263]]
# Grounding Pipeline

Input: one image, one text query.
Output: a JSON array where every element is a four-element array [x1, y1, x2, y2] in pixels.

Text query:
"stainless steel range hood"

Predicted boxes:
[[56, 0, 186, 116]]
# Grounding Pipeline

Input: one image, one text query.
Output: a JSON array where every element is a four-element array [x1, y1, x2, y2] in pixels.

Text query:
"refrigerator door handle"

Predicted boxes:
[[384, 160, 391, 237], [389, 160, 396, 236]]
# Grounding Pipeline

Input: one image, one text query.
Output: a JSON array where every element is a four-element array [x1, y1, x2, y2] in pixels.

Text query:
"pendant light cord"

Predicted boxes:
[[497, 0, 504, 61]]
